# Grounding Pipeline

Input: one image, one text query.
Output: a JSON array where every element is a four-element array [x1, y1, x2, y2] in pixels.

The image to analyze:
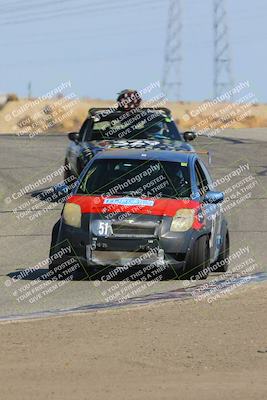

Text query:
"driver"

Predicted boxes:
[[117, 89, 142, 111]]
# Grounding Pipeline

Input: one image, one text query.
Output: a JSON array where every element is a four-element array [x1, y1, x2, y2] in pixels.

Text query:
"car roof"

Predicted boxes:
[[88, 107, 171, 120], [94, 149, 195, 163]]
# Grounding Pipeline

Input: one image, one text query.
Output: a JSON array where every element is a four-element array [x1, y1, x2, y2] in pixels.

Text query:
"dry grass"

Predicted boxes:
[[1, 97, 267, 134]]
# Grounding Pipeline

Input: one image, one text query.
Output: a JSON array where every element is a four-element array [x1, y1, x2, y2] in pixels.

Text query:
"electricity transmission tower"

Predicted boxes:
[[162, 0, 183, 100], [213, 0, 233, 98]]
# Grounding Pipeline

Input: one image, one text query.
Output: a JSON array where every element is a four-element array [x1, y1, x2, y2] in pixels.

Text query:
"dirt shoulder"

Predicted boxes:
[[0, 282, 267, 400]]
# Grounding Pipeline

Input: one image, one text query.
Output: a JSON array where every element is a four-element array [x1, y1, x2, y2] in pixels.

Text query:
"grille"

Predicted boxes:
[[111, 222, 157, 237]]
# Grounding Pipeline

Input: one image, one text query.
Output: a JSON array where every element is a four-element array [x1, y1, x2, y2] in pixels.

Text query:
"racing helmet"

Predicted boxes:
[[117, 89, 142, 111]]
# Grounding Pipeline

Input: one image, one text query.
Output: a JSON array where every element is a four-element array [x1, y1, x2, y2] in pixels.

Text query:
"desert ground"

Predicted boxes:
[[0, 283, 267, 400]]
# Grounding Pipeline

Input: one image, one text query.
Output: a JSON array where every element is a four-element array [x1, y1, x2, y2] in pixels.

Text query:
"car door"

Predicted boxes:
[[194, 159, 221, 262]]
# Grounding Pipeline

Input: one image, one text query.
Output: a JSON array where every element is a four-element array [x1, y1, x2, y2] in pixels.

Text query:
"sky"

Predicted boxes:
[[0, 0, 266, 103]]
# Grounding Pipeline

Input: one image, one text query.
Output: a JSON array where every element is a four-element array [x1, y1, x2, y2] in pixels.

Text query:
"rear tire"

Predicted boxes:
[[181, 235, 210, 280], [212, 230, 230, 273], [48, 220, 61, 278]]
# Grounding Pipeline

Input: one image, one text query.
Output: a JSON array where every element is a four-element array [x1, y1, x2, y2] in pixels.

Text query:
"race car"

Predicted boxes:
[[64, 91, 196, 181], [49, 149, 229, 280]]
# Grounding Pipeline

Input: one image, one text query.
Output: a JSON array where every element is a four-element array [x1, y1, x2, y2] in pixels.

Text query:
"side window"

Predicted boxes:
[[79, 119, 92, 142], [194, 160, 208, 196], [199, 159, 213, 190], [168, 121, 181, 140]]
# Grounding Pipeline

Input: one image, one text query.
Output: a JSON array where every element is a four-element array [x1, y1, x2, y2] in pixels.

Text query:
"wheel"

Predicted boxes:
[[48, 220, 61, 277], [48, 262, 60, 278], [213, 230, 230, 272], [181, 235, 210, 280]]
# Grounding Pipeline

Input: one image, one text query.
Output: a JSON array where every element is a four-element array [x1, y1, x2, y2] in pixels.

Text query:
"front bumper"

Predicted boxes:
[[51, 213, 207, 274]]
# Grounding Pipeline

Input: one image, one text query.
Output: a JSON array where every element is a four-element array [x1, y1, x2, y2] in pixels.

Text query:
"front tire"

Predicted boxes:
[[181, 235, 210, 280]]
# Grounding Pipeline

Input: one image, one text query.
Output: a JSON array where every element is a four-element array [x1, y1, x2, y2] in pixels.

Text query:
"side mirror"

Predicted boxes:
[[68, 132, 79, 143], [203, 191, 224, 204], [183, 131, 196, 142], [54, 182, 71, 195]]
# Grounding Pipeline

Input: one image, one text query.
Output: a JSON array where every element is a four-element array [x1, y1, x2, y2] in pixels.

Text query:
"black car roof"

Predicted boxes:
[[94, 149, 194, 163], [88, 107, 172, 121]]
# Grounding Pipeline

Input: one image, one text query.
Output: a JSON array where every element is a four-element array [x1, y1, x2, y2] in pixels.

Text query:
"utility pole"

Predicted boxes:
[[162, 0, 183, 101], [27, 81, 32, 99], [213, 0, 233, 99]]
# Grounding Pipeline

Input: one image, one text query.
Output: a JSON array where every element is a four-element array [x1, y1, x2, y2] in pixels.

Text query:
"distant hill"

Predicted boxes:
[[0, 96, 267, 135]]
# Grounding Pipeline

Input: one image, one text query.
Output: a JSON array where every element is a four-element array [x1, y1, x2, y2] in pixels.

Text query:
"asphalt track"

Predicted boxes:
[[0, 128, 267, 320]]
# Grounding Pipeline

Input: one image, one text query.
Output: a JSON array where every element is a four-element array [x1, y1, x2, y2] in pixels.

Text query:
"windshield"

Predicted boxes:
[[77, 159, 191, 199], [90, 112, 181, 141]]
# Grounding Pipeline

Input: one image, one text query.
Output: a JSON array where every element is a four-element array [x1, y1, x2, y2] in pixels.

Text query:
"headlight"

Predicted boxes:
[[63, 203, 81, 228], [170, 209, 194, 232]]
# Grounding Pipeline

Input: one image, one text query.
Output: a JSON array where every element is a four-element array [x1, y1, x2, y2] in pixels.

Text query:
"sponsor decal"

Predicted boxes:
[[103, 197, 154, 206]]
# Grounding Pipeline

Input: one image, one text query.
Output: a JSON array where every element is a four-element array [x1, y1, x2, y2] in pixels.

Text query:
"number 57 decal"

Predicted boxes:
[[98, 221, 110, 236]]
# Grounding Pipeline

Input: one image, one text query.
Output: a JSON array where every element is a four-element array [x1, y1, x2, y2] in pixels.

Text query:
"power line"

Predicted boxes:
[[0, 8, 211, 43], [162, 0, 183, 100], [0, 0, 74, 12], [213, 0, 233, 98], [0, 0, 142, 14], [0, 0, 163, 26]]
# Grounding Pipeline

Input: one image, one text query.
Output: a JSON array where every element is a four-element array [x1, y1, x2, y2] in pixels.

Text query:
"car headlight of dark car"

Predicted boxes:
[[63, 203, 81, 228], [170, 209, 195, 232]]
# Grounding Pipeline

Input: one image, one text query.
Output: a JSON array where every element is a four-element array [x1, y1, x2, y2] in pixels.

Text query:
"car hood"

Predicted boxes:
[[66, 195, 203, 230], [67, 194, 200, 218]]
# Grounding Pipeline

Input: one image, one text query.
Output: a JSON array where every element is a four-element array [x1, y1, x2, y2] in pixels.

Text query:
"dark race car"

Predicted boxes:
[[64, 106, 196, 182], [50, 149, 229, 281]]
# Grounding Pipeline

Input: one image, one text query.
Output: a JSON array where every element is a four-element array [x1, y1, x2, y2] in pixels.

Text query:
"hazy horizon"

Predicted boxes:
[[0, 0, 266, 103]]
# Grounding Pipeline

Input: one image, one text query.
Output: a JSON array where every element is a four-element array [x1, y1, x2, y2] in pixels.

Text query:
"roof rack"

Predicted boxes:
[[88, 107, 171, 118], [176, 149, 212, 164], [165, 149, 211, 164], [105, 148, 211, 164]]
